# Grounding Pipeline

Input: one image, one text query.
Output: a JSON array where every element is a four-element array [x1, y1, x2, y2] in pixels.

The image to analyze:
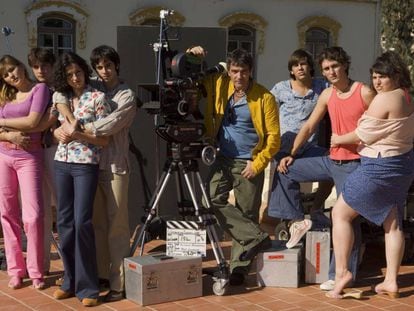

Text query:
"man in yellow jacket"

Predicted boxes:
[[188, 46, 280, 285]]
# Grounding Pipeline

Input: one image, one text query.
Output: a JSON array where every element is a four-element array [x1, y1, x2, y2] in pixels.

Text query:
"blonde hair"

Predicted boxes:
[[0, 55, 31, 105]]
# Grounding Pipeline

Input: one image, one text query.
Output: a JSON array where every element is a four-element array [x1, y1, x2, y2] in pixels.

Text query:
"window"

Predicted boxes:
[[297, 15, 341, 67], [228, 24, 256, 57], [219, 11, 267, 55], [219, 12, 267, 78], [38, 15, 75, 55], [305, 27, 330, 60], [297, 15, 342, 77], [25, 0, 88, 51], [227, 24, 256, 77]]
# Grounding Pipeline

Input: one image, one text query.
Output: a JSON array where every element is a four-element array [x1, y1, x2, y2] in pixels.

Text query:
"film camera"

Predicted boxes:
[[145, 50, 225, 165], [161, 52, 206, 120], [128, 10, 231, 296]]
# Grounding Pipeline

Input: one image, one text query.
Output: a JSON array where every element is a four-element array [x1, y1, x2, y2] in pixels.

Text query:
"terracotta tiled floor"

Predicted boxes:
[[1, 224, 414, 310]]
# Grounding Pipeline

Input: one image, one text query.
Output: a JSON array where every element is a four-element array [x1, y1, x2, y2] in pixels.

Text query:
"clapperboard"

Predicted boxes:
[[166, 220, 206, 257]]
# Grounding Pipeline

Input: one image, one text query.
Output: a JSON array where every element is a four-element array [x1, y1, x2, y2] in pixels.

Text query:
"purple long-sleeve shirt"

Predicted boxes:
[[0, 83, 49, 156]]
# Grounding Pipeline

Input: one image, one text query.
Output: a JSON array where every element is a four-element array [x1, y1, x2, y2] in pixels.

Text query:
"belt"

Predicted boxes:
[[0, 141, 42, 151], [331, 159, 360, 165]]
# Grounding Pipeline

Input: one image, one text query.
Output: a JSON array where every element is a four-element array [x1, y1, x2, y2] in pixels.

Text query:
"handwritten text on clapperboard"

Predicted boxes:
[[166, 221, 206, 257]]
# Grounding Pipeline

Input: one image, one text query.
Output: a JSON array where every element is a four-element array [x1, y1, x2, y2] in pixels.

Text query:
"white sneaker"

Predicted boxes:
[[320, 279, 335, 291], [285, 219, 312, 249]]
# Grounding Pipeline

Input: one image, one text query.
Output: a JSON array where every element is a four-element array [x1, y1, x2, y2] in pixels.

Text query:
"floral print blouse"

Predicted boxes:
[[53, 85, 112, 164]]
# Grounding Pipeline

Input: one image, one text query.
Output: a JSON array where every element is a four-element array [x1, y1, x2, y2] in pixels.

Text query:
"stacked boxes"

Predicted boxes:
[[305, 230, 330, 284], [124, 253, 202, 305], [257, 240, 303, 288]]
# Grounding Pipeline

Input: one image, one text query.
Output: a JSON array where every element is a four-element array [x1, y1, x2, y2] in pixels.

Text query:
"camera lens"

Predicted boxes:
[[177, 100, 189, 116], [201, 145, 216, 166]]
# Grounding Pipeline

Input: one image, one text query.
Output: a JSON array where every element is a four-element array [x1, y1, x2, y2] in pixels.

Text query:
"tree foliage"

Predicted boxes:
[[381, 0, 414, 89]]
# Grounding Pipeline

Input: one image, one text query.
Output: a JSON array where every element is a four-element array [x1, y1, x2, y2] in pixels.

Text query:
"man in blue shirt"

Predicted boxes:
[[269, 49, 333, 239], [188, 46, 280, 286]]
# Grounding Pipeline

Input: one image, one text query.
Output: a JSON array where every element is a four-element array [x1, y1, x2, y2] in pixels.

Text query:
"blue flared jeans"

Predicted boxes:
[[54, 161, 99, 300]]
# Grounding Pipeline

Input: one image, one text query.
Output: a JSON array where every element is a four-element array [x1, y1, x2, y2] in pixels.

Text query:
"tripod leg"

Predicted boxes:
[[50, 231, 62, 260], [194, 171, 228, 261], [181, 164, 229, 295], [130, 162, 177, 256]]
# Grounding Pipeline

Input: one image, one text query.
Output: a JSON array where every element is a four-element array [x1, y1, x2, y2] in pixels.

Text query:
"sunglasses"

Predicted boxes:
[[226, 104, 236, 124]]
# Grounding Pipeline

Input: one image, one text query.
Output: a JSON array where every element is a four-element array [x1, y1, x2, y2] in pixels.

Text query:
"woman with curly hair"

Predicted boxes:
[[51, 52, 112, 307], [327, 51, 414, 299], [0, 55, 50, 290]]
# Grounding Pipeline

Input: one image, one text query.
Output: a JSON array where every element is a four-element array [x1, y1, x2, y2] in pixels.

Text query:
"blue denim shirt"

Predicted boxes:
[[271, 79, 327, 155], [218, 95, 259, 159]]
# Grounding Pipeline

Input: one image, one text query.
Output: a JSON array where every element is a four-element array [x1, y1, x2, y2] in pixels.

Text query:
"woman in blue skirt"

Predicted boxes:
[[326, 51, 414, 299]]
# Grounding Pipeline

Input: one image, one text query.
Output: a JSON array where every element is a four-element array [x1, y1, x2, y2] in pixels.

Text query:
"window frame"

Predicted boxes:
[[227, 24, 256, 56], [305, 27, 331, 77], [227, 24, 257, 78], [37, 14, 76, 55], [25, 0, 89, 50]]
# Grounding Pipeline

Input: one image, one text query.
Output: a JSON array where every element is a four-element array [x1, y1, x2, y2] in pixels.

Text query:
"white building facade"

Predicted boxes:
[[1, 0, 381, 88], [0, 0, 382, 227]]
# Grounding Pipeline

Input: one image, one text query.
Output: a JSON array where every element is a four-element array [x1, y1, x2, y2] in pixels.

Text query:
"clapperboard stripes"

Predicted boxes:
[[166, 220, 207, 257], [166, 220, 201, 230]]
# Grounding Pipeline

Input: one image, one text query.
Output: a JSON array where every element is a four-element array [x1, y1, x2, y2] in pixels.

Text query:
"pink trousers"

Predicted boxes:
[[0, 151, 44, 279]]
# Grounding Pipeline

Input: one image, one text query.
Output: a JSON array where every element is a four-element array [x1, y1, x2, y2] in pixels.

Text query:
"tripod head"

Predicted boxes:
[[160, 9, 174, 19]]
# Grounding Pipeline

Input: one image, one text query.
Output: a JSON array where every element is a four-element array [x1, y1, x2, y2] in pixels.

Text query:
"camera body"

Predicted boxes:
[[160, 52, 205, 122], [154, 52, 216, 165]]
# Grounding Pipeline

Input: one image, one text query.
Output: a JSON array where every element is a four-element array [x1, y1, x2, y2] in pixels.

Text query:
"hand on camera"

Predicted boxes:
[[186, 46, 206, 57]]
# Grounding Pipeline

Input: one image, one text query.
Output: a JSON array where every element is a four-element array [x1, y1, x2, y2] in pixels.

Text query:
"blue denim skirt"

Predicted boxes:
[[342, 150, 414, 227]]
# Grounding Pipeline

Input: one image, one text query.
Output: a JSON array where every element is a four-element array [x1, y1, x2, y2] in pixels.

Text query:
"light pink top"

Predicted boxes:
[[356, 112, 414, 157]]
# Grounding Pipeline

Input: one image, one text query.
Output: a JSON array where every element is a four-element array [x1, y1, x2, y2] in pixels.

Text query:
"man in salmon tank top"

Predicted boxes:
[[268, 46, 376, 290]]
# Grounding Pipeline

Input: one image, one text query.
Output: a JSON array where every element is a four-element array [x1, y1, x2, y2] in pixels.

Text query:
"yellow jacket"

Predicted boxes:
[[203, 73, 280, 174]]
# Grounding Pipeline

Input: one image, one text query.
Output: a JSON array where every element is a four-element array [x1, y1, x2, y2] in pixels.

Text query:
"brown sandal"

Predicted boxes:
[[326, 289, 362, 299], [371, 284, 399, 298]]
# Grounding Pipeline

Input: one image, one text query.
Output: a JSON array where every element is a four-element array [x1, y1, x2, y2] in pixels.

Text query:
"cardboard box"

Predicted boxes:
[[124, 253, 202, 305], [305, 230, 330, 284], [257, 240, 303, 288]]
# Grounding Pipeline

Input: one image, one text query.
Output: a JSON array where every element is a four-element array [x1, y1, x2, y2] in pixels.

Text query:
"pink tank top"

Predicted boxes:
[[327, 82, 367, 160], [405, 88, 411, 104]]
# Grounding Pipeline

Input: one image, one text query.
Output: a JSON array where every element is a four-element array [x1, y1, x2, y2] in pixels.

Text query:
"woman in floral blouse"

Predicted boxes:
[[51, 52, 111, 307]]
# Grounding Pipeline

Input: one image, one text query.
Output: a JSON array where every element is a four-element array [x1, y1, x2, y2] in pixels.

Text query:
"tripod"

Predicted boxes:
[[129, 145, 229, 295]]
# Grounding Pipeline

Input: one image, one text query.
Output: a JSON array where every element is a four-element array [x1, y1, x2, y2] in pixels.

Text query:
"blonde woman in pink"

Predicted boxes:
[[0, 55, 50, 289]]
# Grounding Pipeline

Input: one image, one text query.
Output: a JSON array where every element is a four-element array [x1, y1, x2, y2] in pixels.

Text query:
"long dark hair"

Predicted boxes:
[[54, 52, 92, 96], [370, 51, 412, 90]]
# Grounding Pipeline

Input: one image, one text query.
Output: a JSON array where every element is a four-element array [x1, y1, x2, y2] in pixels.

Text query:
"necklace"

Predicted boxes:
[[234, 80, 251, 99], [234, 89, 247, 98], [335, 79, 353, 94]]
